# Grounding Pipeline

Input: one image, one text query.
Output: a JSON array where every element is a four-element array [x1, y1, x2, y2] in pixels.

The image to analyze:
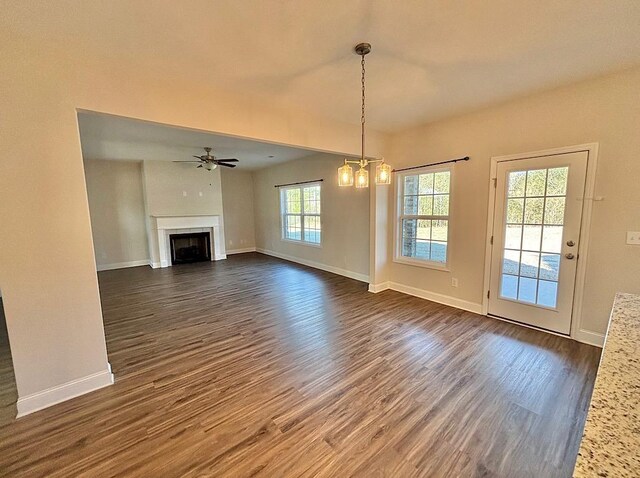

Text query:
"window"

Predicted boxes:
[[280, 183, 321, 245], [396, 167, 451, 267]]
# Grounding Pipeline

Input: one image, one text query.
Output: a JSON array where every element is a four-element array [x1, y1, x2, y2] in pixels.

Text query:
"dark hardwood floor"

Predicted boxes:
[[0, 253, 600, 477]]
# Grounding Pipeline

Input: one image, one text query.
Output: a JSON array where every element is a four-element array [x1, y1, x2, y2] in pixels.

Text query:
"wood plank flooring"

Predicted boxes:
[[0, 253, 600, 477]]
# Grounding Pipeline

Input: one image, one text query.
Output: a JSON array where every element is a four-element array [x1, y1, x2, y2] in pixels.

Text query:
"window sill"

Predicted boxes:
[[393, 256, 450, 272], [281, 238, 322, 249]]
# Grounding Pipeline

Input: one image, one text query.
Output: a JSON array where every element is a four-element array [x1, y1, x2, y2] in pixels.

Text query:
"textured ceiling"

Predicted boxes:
[[6, 1, 640, 132], [78, 113, 318, 170]]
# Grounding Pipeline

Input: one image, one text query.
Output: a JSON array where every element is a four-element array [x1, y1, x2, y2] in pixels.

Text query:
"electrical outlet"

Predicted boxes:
[[182, 191, 187, 197], [199, 191, 203, 197], [627, 231, 640, 245], [451, 278, 459, 287]]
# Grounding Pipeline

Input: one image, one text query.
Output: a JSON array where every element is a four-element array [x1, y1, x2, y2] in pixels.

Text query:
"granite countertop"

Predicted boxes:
[[574, 292, 640, 477]]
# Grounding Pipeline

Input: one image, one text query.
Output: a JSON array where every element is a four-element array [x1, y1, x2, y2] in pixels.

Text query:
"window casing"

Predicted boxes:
[[280, 183, 321, 245], [395, 166, 452, 268]]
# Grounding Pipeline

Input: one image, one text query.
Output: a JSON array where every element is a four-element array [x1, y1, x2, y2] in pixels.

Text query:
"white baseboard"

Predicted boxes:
[[150, 261, 161, 269], [256, 248, 369, 283], [16, 366, 114, 418], [226, 247, 257, 255], [385, 281, 483, 314], [96, 260, 150, 272], [368, 282, 390, 293], [573, 328, 605, 348], [214, 254, 227, 261]]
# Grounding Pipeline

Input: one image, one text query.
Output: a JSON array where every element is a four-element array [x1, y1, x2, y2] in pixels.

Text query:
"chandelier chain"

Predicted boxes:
[[361, 52, 366, 163]]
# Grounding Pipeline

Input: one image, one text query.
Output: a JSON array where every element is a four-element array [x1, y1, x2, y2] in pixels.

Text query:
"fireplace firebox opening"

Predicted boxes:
[[169, 232, 211, 265]]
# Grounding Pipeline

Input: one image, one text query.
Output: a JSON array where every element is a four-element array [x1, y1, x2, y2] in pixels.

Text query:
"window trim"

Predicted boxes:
[[393, 165, 453, 271], [279, 181, 322, 248]]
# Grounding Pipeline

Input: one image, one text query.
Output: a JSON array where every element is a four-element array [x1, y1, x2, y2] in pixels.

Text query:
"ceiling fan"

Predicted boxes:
[[173, 147, 238, 170]]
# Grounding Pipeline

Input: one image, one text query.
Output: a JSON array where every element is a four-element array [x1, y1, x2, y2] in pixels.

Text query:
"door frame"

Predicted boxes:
[[481, 143, 600, 345]]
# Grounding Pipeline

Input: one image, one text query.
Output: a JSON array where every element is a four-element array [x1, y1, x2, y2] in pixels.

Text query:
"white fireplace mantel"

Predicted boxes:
[[150, 215, 226, 268]]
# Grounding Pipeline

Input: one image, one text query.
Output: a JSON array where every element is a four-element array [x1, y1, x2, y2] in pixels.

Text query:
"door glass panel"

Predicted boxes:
[[522, 225, 542, 251], [499, 167, 569, 308]]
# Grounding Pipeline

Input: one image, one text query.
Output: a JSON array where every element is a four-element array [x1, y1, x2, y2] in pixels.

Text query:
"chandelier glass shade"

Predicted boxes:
[[355, 166, 369, 188], [338, 42, 391, 188], [338, 162, 354, 187]]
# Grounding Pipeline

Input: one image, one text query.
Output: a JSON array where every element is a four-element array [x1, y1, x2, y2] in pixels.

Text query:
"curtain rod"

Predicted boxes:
[[274, 179, 323, 188], [392, 156, 470, 173]]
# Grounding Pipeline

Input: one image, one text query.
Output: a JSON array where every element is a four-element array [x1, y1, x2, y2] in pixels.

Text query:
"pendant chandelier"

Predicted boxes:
[[338, 42, 391, 188]]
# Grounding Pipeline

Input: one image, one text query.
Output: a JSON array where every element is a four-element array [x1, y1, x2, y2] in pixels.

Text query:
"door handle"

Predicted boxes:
[[565, 253, 575, 260]]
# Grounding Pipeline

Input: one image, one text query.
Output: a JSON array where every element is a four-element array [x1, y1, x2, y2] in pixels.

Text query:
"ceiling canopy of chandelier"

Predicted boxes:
[[338, 42, 391, 189]]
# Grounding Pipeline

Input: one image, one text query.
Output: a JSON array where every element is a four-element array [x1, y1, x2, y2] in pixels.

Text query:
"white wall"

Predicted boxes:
[[0, 37, 385, 410], [142, 160, 225, 265], [253, 153, 370, 281], [221, 169, 256, 253], [383, 66, 640, 342], [84, 160, 149, 269]]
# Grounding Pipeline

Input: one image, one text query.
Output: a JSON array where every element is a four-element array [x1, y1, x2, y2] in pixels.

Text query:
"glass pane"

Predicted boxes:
[[414, 240, 430, 260], [418, 196, 433, 215], [419, 173, 434, 194], [303, 186, 321, 214], [433, 195, 449, 216], [501, 274, 518, 300], [431, 241, 447, 263], [416, 219, 431, 240], [404, 196, 418, 215], [541, 226, 563, 253], [524, 198, 544, 224], [404, 175, 419, 195], [537, 280, 558, 308], [505, 225, 522, 249], [284, 215, 301, 240], [434, 171, 450, 194], [539, 254, 560, 281], [506, 198, 524, 224], [547, 167, 568, 196], [508, 171, 526, 197], [544, 197, 565, 225], [285, 188, 301, 214], [522, 225, 542, 251], [402, 219, 417, 257], [525, 169, 547, 197], [503, 249, 520, 275], [520, 251, 540, 278], [518, 277, 537, 303], [303, 215, 321, 244], [499, 165, 569, 309], [431, 219, 448, 241]]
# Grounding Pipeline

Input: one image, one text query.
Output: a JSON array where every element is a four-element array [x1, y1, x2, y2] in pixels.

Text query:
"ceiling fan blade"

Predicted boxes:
[[197, 164, 203, 168], [174, 160, 203, 163], [215, 158, 239, 162], [217, 162, 236, 168], [193, 155, 205, 160]]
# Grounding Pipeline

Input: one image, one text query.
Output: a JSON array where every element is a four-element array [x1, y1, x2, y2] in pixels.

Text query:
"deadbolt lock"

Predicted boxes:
[[565, 253, 575, 260], [566, 240, 575, 247]]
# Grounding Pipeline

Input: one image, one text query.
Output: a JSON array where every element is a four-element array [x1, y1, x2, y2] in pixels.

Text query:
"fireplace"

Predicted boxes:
[[169, 232, 211, 264]]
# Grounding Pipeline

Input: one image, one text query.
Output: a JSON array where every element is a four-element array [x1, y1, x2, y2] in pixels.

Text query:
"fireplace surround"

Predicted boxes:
[[150, 215, 226, 268]]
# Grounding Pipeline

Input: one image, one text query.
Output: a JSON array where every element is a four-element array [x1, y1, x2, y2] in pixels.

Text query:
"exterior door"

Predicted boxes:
[[488, 151, 588, 334]]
